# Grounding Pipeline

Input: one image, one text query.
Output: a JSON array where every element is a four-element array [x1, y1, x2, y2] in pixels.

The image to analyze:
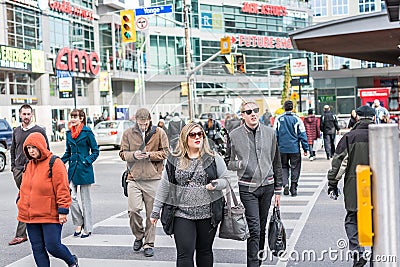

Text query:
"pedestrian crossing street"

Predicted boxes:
[[7, 173, 327, 267]]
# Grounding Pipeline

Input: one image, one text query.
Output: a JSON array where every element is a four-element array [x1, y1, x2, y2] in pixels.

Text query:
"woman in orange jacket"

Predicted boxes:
[[17, 132, 78, 267]]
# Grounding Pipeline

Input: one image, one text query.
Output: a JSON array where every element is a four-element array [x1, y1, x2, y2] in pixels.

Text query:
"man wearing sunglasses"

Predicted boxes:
[[274, 100, 309, 197], [227, 101, 282, 267]]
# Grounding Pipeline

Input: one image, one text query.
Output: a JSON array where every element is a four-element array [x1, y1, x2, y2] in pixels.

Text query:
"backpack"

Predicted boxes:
[[23, 154, 60, 178]]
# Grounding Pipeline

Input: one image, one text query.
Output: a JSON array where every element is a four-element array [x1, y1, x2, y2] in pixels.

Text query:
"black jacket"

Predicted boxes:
[[327, 119, 373, 211], [320, 111, 340, 134]]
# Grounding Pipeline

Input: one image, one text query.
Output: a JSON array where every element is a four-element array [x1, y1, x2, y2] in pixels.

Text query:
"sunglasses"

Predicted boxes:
[[188, 132, 204, 139], [243, 108, 260, 115]]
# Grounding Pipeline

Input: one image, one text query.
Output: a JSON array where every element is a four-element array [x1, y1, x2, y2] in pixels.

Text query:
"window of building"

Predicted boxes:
[[332, 0, 348, 15], [332, 56, 349, 69], [8, 73, 35, 95], [312, 0, 327, 16], [49, 76, 58, 97], [313, 53, 324, 71], [7, 3, 42, 49], [381, 0, 386, 10], [71, 0, 93, 9], [49, 16, 70, 54], [359, 0, 375, 13], [0, 72, 6, 94], [75, 78, 88, 97]]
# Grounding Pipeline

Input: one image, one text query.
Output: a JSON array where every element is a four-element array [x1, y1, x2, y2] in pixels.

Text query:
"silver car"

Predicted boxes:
[[93, 120, 134, 149]]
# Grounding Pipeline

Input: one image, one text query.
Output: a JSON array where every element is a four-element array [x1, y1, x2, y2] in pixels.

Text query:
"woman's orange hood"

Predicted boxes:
[[23, 132, 51, 161]]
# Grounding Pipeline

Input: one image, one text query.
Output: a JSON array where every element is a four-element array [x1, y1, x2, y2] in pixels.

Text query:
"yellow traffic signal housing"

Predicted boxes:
[[120, 10, 136, 43], [221, 54, 234, 74], [236, 54, 246, 73], [356, 165, 373, 247]]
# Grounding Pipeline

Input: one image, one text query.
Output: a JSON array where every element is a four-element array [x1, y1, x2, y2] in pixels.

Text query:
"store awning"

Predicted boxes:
[[289, 12, 400, 65]]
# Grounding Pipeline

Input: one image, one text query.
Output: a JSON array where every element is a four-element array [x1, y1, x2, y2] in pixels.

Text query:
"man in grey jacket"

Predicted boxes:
[[227, 101, 283, 267]]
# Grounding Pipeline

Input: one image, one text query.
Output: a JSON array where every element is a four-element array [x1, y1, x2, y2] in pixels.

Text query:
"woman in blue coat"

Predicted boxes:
[[62, 109, 99, 238]]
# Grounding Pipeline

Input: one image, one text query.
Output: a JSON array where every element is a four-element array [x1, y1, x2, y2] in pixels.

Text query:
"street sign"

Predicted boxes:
[[220, 37, 231, 54], [318, 95, 336, 102], [135, 5, 173, 16], [135, 16, 148, 31]]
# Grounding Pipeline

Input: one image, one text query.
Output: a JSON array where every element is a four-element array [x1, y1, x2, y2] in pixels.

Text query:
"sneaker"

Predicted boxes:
[[69, 255, 79, 267], [309, 156, 314, 161], [133, 239, 143, 251], [283, 185, 289, 195], [144, 247, 154, 257]]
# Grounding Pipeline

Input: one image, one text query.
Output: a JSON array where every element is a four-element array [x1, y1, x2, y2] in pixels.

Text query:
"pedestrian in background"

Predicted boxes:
[[347, 110, 357, 129], [157, 119, 167, 132], [259, 108, 272, 126], [320, 105, 340, 160], [9, 104, 49, 246], [17, 132, 79, 267], [150, 123, 227, 266], [327, 105, 375, 267], [227, 101, 282, 267], [119, 108, 169, 257], [274, 100, 308, 197], [373, 99, 389, 124], [303, 109, 320, 161], [61, 109, 99, 239], [167, 112, 185, 151]]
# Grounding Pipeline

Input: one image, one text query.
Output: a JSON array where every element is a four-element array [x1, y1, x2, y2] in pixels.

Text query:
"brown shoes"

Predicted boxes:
[[8, 237, 28, 246]]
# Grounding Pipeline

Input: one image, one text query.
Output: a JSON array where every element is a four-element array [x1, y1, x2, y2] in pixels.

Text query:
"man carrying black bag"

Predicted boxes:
[[227, 101, 283, 267], [119, 108, 169, 257]]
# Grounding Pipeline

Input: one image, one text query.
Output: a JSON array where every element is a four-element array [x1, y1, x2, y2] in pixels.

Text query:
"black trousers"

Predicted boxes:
[[323, 133, 336, 158], [239, 184, 274, 267], [173, 217, 217, 267], [280, 153, 302, 186]]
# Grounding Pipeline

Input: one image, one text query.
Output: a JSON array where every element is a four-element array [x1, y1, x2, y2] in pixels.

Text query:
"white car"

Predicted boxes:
[[93, 120, 134, 149]]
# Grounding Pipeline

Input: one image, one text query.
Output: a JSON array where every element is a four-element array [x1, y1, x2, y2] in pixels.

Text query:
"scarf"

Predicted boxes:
[[71, 123, 84, 139]]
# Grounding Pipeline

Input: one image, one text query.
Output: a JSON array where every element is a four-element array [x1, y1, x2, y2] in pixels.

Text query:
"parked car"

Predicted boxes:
[[0, 119, 13, 149], [93, 120, 134, 149], [0, 147, 6, 172]]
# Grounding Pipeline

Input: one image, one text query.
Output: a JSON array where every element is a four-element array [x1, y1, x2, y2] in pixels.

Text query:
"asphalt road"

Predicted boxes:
[[0, 142, 357, 267]]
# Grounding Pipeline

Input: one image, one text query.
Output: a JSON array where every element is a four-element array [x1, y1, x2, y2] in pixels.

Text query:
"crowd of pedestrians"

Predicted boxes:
[[8, 99, 391, 267]]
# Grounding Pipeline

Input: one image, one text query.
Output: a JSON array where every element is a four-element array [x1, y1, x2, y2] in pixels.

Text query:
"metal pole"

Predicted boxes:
[[299, 84, 302, 112], [184, 0, 193, 120], [106, 49, 114, 119], [369, 124, 400, 266], [137, 47, 142, 106]]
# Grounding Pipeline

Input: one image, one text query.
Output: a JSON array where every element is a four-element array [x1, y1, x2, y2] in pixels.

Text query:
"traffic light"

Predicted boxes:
[[120, 10, 136, 43], [236, 54, 246, 73], [221, 54, 234, 74]]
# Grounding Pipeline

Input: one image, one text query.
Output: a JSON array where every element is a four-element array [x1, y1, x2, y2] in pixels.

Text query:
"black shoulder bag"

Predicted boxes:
[[121, 126, 157, 197]]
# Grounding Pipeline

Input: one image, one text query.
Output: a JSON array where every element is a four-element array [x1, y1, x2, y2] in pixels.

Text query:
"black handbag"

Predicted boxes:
[[218, 181, 250, 241], [121, 168, 129, 197], [268, 206, 286, 256]]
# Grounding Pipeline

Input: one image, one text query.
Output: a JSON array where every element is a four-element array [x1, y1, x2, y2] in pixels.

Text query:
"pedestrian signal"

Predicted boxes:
[[236, 54, 246, 73], [120, 10, 136, 43], [221, 55, 234, 75]]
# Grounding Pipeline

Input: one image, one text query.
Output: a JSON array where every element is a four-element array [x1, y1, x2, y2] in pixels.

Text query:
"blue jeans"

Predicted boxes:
[[239, 184, 274, 267], [26, 223, 75, 267]]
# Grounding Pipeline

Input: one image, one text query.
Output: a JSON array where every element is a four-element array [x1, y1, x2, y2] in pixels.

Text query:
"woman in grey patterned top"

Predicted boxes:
[[150, 123, 228, 267]]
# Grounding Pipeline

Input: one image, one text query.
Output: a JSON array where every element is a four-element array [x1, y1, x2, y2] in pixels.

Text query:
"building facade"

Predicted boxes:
[[0, 0, 313, 138]]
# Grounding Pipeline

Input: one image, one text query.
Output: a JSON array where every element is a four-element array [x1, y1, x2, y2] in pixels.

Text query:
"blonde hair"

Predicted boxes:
[[240, 100, 258, 113], [173, 122, 215, 169]]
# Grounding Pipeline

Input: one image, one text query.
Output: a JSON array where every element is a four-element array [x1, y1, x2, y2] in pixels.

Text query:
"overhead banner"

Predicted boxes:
[[230, 35, 293, 50], [99, 71, 110, 92]]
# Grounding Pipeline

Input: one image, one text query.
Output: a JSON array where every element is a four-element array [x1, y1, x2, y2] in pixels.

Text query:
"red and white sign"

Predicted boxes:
[[231, 35, 292, 50], [49, 0, 94, 21], [290, 58, 309, 77], [136, 16, 149, 31], [56, 47, 100, 75], [242, 2, 287, 17], [359, 88, 390, 98]]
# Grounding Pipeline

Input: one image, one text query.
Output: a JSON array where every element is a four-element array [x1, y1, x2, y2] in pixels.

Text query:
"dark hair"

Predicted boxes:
[[70, 109, 87, 125], [308, 109, 314, 115], [284, 100, 293, 111], [19, 104, 32, 113]]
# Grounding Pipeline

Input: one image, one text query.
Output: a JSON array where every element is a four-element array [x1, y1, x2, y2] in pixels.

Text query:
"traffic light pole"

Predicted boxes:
[[183, 0, 194, 120]]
